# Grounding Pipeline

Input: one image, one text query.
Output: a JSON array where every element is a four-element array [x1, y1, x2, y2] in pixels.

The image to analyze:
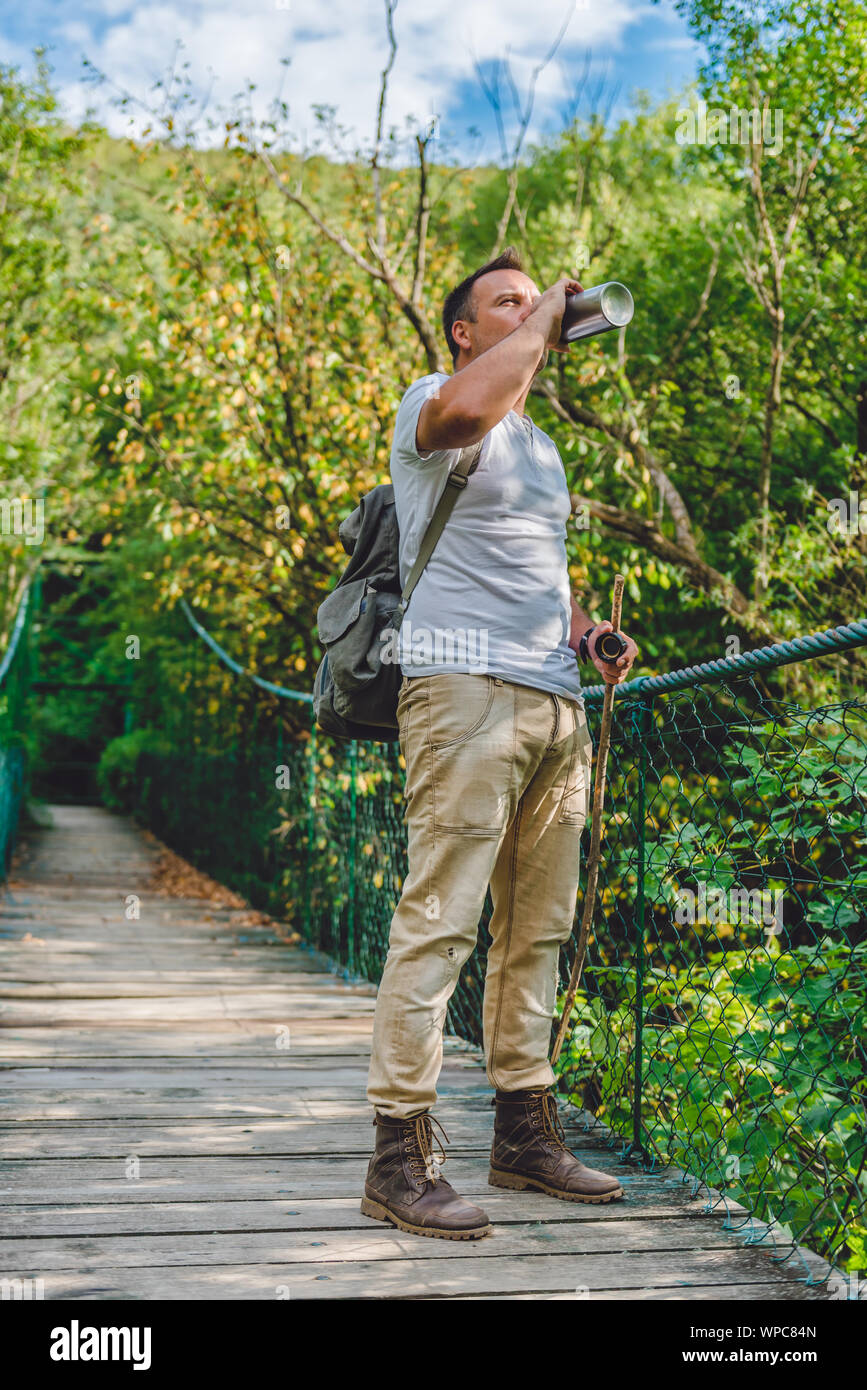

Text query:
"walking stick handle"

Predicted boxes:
[[551, 573, 625, 1067]]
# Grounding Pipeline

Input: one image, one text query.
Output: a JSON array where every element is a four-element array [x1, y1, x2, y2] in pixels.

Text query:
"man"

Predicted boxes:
[[361, 247, 639, 1241]]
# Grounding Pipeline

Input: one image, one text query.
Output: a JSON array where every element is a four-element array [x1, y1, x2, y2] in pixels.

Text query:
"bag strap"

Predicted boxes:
[[391, 438, 483, 634]]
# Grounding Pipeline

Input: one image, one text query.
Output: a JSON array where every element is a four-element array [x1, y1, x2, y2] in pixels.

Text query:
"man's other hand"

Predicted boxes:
[[588, 621, 639, 686]]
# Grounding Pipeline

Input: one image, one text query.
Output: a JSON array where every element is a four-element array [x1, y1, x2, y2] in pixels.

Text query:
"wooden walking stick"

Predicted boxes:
[[551, 572, 625, 1066]]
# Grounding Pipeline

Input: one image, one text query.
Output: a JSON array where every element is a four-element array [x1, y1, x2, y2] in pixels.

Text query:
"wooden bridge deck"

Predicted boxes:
[[0, 806, 835, 1300]]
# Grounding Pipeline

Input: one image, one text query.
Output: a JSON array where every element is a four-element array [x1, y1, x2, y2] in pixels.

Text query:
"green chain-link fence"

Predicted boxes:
[[103, 606, 867, 1289]]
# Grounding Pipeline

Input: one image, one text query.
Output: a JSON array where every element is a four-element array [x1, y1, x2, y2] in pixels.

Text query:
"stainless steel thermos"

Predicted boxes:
[[559, 282, 634, 344]]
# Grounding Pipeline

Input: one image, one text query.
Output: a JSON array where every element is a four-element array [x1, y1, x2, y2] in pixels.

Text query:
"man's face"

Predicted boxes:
[[453, 268, 548, 373]]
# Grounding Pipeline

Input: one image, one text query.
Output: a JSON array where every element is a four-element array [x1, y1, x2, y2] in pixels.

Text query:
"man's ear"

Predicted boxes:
[[451, 318, 472, 354]]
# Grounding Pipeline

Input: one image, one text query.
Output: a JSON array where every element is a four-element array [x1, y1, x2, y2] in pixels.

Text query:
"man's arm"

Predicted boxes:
[[568, 595, 596, 652], [416, 277, 582, 453]]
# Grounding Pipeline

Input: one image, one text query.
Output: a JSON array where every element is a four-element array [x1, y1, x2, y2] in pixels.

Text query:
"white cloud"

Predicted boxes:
[[30, 0, 654, 161], [60, 22, 94, 46], [644, 35, 702, 52], [0, 33, 32, 68]]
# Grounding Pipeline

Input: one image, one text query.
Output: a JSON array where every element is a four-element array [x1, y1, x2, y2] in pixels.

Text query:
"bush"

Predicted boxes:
[[96, 727, 174, 813]]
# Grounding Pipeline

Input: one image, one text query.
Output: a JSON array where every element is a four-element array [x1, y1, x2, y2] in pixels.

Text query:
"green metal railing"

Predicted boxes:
[[109, 606, 867, 1291], [0, 581, 33, 881], [564, 621, 867, 1293]]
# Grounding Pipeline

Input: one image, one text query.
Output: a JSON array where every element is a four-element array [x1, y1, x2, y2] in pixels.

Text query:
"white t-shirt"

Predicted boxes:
[[389, 371, 583, 703]]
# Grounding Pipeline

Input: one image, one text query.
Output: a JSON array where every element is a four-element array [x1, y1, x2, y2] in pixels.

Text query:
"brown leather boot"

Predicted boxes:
[[361, 1110, 492, 1239], [489, 1087, 625, 1203]]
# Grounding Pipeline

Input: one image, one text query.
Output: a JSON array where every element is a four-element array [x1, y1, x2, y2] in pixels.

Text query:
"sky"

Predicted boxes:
[[0, 0, 705, 164]]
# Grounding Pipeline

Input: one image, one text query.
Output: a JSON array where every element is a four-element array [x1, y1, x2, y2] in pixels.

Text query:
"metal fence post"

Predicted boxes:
[[632, 691, 652, 1157], [346, 738, 358, 971], [302, 708, 317, 943]]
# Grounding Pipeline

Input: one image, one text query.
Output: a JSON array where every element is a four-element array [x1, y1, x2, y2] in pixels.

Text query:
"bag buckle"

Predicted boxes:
[[446, 470, 468, 490]]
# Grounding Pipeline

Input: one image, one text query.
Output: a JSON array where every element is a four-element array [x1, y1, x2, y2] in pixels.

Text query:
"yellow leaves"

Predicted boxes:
[[215, 314, 230, 329], [373, 871, 384, 889], [220, 403, 234, 419], [230, 387, 246, 408], [290, 537, 305, 558], [231, 301, 244, 315], [101, 532, 113, 546], [296, 503, 315, 527], [362, 842, 374, 856], [293, 656, 306, 671], [263, 539, 274, 558], [98, 384, 110, 397]]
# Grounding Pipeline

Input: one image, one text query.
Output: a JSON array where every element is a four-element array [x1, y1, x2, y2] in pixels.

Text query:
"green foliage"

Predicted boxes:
[[4, 2, 864, 693], [555, 684, 866, 1274], [557, 936, 867, 1275], [96, 727, 174, 813]]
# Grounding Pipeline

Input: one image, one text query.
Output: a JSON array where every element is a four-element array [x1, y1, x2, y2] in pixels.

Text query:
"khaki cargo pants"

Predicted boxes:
[[367, 671, 592, 1118]]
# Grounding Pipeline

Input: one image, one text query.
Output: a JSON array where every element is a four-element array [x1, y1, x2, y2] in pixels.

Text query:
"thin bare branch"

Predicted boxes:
[[370, 0, 399, 262]]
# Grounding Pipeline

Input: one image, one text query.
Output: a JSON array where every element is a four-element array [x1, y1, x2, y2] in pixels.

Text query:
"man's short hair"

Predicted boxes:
[[442, 245, 526, 365]]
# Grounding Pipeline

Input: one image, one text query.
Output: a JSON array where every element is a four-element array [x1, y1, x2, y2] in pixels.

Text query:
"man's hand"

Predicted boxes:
[[586, 620, 639, 686], [523, 277, 583, 353]]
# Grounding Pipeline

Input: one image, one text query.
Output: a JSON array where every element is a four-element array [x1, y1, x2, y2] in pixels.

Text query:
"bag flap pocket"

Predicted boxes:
[[317, 577, 369, 647]]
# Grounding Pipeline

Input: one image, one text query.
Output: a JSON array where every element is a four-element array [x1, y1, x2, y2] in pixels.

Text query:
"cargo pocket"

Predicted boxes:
[[428, 674, 512, 836], [557, 704, 593, 827]]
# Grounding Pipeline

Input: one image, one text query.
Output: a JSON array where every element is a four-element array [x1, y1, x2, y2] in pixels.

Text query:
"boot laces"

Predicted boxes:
[[403, 1112, 450, 1186], [529, 1090, 568, 1151]]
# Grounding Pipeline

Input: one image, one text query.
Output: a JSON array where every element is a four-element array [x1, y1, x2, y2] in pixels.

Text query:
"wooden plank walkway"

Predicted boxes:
[[0, 805, 837, 1300]]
